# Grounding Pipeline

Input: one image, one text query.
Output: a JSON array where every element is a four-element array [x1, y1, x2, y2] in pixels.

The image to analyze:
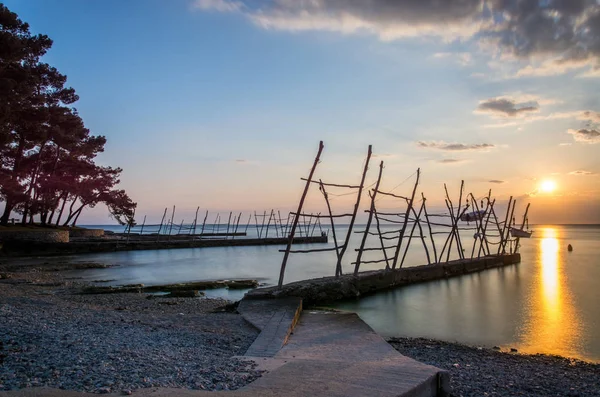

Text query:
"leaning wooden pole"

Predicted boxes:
[[372, 200, 391, 270], [498, 196, 513, 255], [156, 207, 167, 242], [504, 199, 517, 254], [355, 160, 384, 275], [337, 145, 373, 277], [167, 206, 176, 241], [319, 180, 341, 273], [225, 211, 232, 240], [410, 201, 431, 265], [200, 210, 209, 236], [477, 199, 496, 258], [191, 206, 200, 236], [139, 215, 147, 236], [400, 202, 425, 268], [278, 141, 324, 288], [514, 203, 530, 254], [391, 168, 420, 270], [422, 194, 438, 263]]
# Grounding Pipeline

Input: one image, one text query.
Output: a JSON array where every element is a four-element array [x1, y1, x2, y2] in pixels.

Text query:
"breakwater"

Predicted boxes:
[[246, 253, 520, 304], [0, 235, 328, 257]]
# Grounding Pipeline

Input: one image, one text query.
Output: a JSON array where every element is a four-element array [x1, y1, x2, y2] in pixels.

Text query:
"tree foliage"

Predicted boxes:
[[0, 4, 135, 226]]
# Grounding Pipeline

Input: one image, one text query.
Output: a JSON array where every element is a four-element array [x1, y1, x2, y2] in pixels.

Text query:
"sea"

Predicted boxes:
[[70, 223, 600, 362]]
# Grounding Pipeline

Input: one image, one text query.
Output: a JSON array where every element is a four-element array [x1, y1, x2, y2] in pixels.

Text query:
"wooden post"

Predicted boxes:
[[278, 141, 324, 288], [167, 206, 175, 241], [319, 180, 341, 274], [338, 145, 373, 277], [391, 168, 420, 270], [156, 207, 167, 242], [265, 209, 274, 238], [200, 210, 208, 237], [400, 202, 425, 268], [514, 203, 530, 253], [421, 194, 438, 263], [454, 181, 465, 258], [191, 207, 199, 236], [498, 196, 513, 255], [477, 199, 496, 258], [254, 211, 260, 238], [503, 199, 517, 254], [233, 212, 242, 239], [139, 215, 147, 237], [244, 213, 252, 234], [410, 201, 431, 265], [225, 211, 232, 240], [371, 202, 391, 270], [177, 219, 184, 235], [355, 160, 384, 275], [469, 193, 486, 259]]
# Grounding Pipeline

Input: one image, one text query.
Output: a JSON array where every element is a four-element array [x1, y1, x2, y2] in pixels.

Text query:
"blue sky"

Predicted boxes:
[[6, 0, 600, 224]]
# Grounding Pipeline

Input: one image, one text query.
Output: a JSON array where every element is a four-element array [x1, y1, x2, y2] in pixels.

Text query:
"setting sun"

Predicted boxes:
[[540, 180, 557, 193]]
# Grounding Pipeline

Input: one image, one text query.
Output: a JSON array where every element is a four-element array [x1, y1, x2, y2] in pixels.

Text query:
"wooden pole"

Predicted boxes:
[[372, 199, 391, 270], [192, 207, 199, 236], [410, 201, 431, 265], [338, 145, 373, 276], [167, 206, 175, 241], [421, 194, 438, 263], [139, 215, 146, 237], [319, 179, 341, 274], [177, 219, 184, 235], [244, 213, 252, 234], [505, 200, 517, 254], [477, 199, 496, 258], [200, 210, 208, 237], [391, 168, 420, 270], [400, 202, 425, 268], [514, 203, 530, 253], [156, 207, 167, 242], [498, 196, 513, 255], [278, 141, 324, 288], [454, 181, 465, 259], [225, 211, 232, 239], [354, 160, 383, 275]]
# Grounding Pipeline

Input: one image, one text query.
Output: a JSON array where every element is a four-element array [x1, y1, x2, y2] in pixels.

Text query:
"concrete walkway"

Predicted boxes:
[[2, 298, 449, 396]]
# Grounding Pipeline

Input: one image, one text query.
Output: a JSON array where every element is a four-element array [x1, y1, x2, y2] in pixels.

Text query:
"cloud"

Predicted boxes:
[[193, 0, 243, 12], [372, 153, 397, 159], [436, 158, 466, 164], [476, 97, 539, 118], [417, 141, 495, 151], [195, 1, 600, 76], [568, 129, 600, 144], [433, 52, 472, 66], [569, 170, 597, 175], [580, 111, 600, 123], [488, 180, 505, 184]]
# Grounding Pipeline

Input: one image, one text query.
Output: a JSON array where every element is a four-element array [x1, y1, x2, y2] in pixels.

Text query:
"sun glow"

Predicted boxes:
[[540, 180, 557, 193]]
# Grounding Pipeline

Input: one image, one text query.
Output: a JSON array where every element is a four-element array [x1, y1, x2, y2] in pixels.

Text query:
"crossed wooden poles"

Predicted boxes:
[[278, 141, 530, 288]]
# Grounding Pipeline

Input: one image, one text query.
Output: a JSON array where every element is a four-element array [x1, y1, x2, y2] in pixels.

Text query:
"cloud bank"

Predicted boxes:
[[417, 141, 495, 151], [194, 0, 600, 76]]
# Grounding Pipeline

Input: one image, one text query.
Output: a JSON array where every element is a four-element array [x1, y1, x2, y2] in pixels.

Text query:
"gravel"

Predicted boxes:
[[388, 337, 600, 397], [0, 268, 263, 394]]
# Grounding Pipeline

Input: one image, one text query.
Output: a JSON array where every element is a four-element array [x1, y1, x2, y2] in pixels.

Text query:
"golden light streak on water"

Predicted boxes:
[[519, 227, 581, 357]]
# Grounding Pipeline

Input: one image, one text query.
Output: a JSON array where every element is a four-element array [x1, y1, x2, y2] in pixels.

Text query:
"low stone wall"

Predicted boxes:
[[245, 254, 521, 304], [0, 235, 328, 256], [69, 228, 105, 238], [0, 229, 69, 243]]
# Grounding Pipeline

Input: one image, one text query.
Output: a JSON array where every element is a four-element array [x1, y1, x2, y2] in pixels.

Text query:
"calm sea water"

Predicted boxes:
[[71, 224, 599, 362]]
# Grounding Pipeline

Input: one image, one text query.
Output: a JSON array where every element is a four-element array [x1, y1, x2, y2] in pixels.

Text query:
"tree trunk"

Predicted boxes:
[[2, 137, 27, 225], [55, 193, 69, 226]]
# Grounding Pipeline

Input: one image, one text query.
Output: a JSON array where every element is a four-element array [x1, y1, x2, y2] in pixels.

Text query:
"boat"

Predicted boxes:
[[510, 227, 533, 238], [460, 210, 486, 222]]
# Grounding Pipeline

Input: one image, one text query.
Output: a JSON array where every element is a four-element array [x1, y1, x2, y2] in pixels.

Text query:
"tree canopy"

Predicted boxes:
[[0, 4, 135, 226]]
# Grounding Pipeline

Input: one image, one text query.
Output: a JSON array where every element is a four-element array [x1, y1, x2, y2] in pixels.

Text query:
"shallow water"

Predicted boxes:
[[72, 224, 599, 361]]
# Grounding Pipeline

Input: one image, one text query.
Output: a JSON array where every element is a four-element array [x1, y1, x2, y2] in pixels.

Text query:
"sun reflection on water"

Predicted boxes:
[[520, 227, 581, 357]]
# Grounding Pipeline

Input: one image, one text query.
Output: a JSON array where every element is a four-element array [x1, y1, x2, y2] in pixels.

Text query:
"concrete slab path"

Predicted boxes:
[[1, 299, 449, 397]]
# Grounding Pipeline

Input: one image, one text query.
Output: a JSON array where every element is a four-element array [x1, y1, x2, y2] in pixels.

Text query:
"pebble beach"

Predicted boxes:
[[1, 261, 599, 396]]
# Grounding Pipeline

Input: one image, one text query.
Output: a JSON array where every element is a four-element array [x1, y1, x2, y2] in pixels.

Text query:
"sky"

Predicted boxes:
[[5, 0, 600, 224]]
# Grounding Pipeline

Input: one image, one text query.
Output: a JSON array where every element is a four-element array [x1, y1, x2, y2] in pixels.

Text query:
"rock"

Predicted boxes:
[[165, 290, 203, 298], [493, 346, 501, 350], [511, 348, 518, 352], [121, 390, 132, 395]]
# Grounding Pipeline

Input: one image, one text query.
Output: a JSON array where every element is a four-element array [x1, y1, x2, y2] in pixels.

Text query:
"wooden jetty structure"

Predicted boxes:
[[276, 141, 531, 289]]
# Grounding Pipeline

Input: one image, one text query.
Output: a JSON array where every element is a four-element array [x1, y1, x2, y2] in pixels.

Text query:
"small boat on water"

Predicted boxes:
[[460, 210, 486, 222], [510, 227, 533, 238]]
